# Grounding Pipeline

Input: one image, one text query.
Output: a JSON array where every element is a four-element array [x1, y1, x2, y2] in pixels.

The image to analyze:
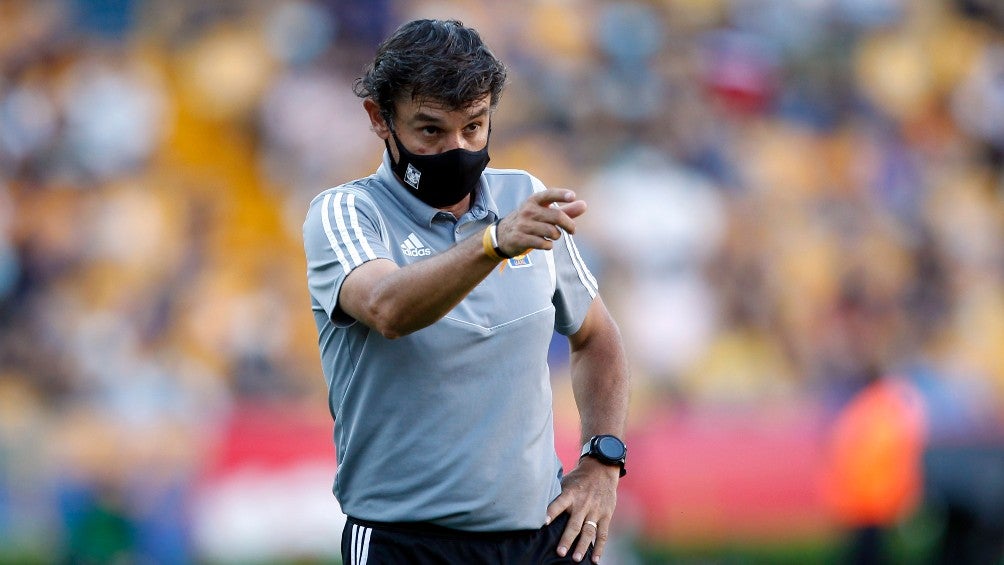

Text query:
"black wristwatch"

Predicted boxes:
[[579, 434, 627, 477]]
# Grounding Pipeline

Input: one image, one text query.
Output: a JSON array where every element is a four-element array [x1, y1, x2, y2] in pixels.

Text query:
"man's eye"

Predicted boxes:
[[421, 126, 440, 135]]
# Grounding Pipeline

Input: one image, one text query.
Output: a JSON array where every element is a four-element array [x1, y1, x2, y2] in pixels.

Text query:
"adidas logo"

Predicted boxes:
[[401, 233, 432, 257]]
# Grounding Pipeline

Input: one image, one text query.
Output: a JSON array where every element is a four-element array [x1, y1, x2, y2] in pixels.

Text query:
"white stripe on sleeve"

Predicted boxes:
[[321, 194, 351, 270], [346, 193, 378, 262], [333, 192, 364, 268], [564, 233, 598, 298]]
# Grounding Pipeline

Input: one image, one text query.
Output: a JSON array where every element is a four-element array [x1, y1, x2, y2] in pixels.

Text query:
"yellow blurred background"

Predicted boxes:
[[1, 0, 1003, 563]]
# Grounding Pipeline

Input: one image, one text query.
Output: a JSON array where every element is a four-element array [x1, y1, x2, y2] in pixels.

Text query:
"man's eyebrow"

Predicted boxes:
[[464, 106, 489, 120], [412, 112, 445, 124], [411, 106, 489, 125]]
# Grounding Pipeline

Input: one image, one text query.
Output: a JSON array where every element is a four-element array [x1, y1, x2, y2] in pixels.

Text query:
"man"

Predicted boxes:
[[302, 19, 630, 564]]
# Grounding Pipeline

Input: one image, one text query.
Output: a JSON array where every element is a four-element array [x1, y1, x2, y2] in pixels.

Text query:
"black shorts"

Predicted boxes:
[[341, 513, 594, 564]]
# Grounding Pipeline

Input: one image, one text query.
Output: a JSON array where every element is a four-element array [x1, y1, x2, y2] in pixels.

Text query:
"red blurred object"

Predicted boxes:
[[203, 399, 835, 544], [600, 401, 832, 543], [700, 31, 779, 115], [200, 402, 336, 480]]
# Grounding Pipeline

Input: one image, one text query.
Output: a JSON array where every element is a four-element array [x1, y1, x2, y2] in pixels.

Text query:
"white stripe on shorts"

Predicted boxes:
[[351, 523, 372, 565]]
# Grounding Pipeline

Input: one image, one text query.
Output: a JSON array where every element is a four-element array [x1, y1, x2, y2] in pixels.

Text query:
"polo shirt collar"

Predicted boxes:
[[376, 149, 500, 226]]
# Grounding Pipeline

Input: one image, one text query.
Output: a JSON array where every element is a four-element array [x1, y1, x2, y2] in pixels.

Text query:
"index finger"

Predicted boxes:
[[532, 188, 577, 207]]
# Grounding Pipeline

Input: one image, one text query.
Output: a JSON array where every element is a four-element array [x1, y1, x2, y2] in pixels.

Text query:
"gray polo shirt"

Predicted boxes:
[[302, 151, 598, 532]]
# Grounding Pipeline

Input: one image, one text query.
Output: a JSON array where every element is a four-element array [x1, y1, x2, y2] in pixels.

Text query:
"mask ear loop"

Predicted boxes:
[[382, 113, 404, 166], [383, 110, 405, 144]]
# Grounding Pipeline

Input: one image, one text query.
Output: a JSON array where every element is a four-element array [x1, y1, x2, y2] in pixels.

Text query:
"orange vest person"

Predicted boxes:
[[822, 376, 928, 527]]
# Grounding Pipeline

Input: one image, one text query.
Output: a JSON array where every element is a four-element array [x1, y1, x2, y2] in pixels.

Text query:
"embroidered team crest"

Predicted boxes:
[[507, 251, 532, 269], [404, 163, 422, 189]]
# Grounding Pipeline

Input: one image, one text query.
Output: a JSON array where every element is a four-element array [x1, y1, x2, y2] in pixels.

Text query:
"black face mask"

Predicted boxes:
[[385, 128, 490, 208]]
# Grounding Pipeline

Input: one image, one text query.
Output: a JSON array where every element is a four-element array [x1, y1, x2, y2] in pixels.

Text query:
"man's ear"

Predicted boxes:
[[364, 99, 390, 140]]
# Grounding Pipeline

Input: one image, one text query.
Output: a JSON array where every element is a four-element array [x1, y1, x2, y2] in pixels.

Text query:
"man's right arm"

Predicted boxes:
[[339, 188, 586, 339]]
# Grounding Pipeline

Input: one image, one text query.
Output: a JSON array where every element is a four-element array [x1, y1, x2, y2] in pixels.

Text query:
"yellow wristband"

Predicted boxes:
[[482, 225, 504, 261]]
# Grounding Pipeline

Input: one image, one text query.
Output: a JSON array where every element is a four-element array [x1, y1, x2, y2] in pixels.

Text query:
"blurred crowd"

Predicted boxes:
[[1, 0, 1003, 562]]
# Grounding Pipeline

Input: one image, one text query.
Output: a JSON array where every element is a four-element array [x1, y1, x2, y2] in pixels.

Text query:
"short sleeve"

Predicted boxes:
[[303, 188, 392, 326], [521, 174, 599, 335], [550, 230, 599, 335]]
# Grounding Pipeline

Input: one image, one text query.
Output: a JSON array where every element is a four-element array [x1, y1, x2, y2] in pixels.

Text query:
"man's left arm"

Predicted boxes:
[[547, 297, 630, 564]]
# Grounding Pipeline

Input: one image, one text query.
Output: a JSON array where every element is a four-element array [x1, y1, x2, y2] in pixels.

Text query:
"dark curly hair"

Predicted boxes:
[[353, 19, 508, 125]]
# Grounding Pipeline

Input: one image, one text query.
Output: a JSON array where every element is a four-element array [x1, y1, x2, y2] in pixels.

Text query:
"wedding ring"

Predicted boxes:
[[583, 520, 598, 529]]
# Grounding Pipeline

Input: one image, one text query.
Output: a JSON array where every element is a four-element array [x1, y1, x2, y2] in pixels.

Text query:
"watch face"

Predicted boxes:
[[596, 436, 626, 460]]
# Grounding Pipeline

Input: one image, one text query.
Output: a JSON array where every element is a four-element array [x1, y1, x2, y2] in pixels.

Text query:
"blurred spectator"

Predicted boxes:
[[822, 376, 928, 564], [59, 54, 168, 182], [581, 146, 726, 397], [952, 42, 1004, 153]]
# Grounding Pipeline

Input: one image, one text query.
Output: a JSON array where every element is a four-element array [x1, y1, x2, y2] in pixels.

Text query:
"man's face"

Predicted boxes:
[[367, 94, 491, 161]]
